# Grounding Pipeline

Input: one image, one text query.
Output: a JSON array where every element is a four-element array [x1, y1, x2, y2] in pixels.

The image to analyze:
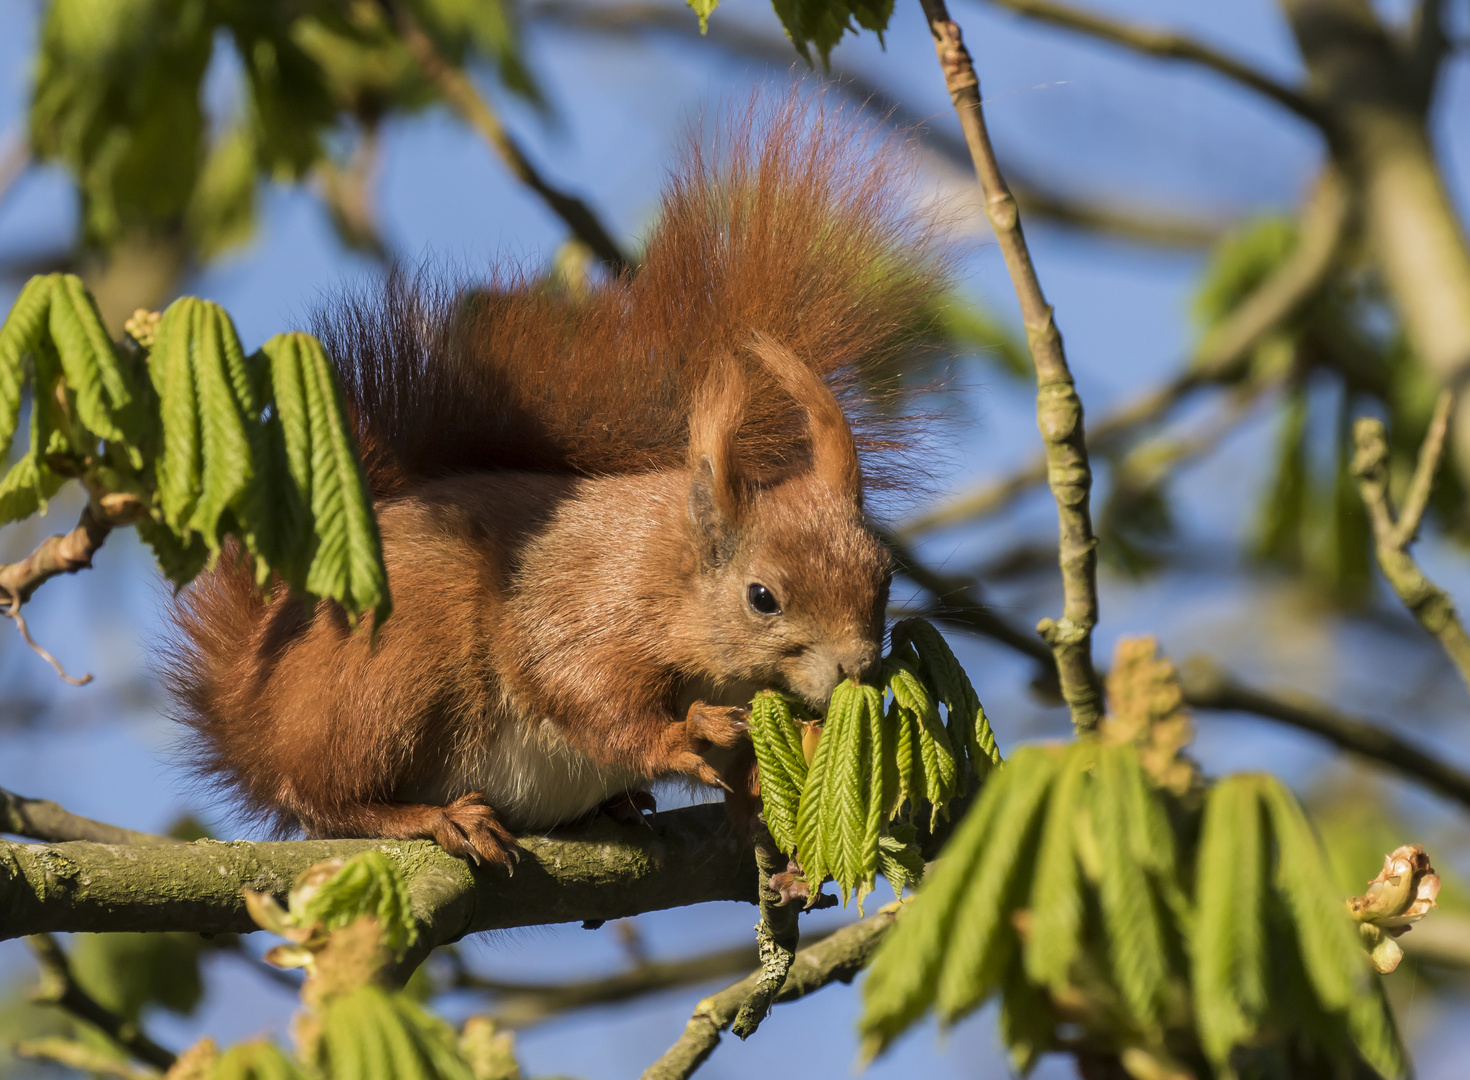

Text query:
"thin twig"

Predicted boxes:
[[729, 827, 799, 1038], [392, 5, 632, 274], [314, 125, 391, 262], [638, 909, 897, 1080], [26, 934, 178, 1072], [901, 166, 1351, 537], [1179, 656, 1470, 811], [0, 493, 145, 683], [919, 0, 1102, 731], [982, 0, 1325, 126], [11, 1038, 158, 1080], [1351, 393, 1470, 693], [0, 131, 30, 211], [0, 787, 181, 845]]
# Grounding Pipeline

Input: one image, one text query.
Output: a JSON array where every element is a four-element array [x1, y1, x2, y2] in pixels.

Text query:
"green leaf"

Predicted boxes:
[[750, 690, 805, 854], [260, 332, 389, 624], [1092, 743, 1170, 1035], [877, 823, 925, 898], [1192, 776, 1268, 1067], [687, 0, 719, 32], [69, 933, 203, 1021], [860, 751, 1009, 1057], [0, 275, 56, 463], [891, 617, 1001, 779], [1023, 739, 1089, 991], [30, 0, 213, 248], [215, 1041, 310, 1080], [317, 986, 473, 1080], [768, 0, 895, 67], [49, 274, 147, 461], [295, 851, 419, 957]]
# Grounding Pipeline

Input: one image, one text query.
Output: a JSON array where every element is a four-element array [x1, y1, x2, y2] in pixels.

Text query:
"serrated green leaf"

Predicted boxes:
[[286, 332, 389, 624], [860, 752, 1011, 1055], [1023, 739, 1089, 991], [1092, 743, 1170, 1034], [860, 682, 890, 909], [750, 690, 805, 854], [0, 275, 56, 463], [933, 747, 1058, 1026], [769, 0, 894, 67], [49, 274, 146, 463], [69, 933, 203, 1021], [878, 824, 925, 897], [317, 986, 473, 1080], [892, 618, 1001, 781], [1192, 776, 1267, 1066], [999, 945, 1057, 1075]]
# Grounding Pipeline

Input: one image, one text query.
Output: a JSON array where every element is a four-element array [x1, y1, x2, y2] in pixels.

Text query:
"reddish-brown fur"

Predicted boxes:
[[165, 95, 947, 865]]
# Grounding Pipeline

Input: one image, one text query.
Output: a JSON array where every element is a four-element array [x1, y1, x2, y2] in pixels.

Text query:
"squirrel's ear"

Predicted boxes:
[[687, 366, 746, 561], [747, 333, 863, 508]]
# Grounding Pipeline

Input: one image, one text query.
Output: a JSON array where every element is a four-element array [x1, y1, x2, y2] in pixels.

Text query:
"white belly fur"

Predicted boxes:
[[407, 715, 644, 832]]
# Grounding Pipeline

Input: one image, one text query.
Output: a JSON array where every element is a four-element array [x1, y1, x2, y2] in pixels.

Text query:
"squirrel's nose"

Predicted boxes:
[[836, 644, 881, 684]]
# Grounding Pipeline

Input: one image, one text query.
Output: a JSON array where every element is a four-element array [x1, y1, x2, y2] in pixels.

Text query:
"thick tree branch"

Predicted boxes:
[[639, 909, 897, 1080], [392, 5, 632, 274], [0, 805, 756, 949], [729, 829, 799, 1037], [902, 165, 1351, 536], [1284, 0, 1470, 386], [1351, 393, 1470, 692], [26, 933, 177, 1072], [919, 0, 1103, 731], [982, 0, 1325, 125], [0, 787, 180, 846], [1179, 656, 1470, 811]]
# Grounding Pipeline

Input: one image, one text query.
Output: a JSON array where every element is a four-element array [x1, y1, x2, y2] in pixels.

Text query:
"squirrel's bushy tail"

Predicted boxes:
[[314, 91, 950, 497]]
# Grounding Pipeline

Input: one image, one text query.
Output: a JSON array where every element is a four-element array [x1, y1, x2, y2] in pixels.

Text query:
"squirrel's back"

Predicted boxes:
[[314, 93, 947, 498]]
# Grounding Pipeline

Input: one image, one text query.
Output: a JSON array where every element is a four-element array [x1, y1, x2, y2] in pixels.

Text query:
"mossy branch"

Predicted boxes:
[[0, 805, 756, 953]]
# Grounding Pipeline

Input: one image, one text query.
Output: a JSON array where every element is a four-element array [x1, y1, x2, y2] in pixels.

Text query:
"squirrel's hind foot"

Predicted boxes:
[[337, 793, 521, 868]]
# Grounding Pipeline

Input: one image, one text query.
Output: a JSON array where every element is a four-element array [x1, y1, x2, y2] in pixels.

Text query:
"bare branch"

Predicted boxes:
[[0, 131, 29, 212], [0, 492, 147, 683], [26, 934, 178, 1072], [1179, 656, 1470, 812], [901, 165, 1351, 537], [313, 125, 391, 263], [0, 787, 181, 846], [639, 909, 897, 1080], [392, 4, 632, 274], [1351, 399, 1470, 692], [919, 0, 1103, 732], [982, 0, 1324, 126]]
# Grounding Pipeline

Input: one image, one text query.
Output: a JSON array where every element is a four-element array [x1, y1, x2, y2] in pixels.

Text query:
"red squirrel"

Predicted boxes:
[[165, 98, 945, 866]]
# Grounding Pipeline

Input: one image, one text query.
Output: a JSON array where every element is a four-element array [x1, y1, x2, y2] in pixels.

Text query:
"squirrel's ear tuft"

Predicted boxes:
[[748, 334, 863, 509], [687, 366, 746, 564]]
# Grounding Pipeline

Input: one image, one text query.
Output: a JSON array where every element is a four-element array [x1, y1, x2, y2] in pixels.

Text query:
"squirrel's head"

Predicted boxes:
[[683, 336, 891, 710]]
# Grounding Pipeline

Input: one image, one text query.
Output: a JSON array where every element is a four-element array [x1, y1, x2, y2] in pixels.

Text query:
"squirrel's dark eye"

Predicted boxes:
[[747, 582, 781, 616]]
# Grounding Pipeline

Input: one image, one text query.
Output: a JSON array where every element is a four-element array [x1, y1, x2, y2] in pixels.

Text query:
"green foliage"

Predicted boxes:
[[859, 746, 1408, 1078], [69, 933, 204, 1021], [688, 0, 893, 65], [214, 1041, 310, 1080], [28, 0, 536, 258], [316, 986, 475, 1080], [0, 274, 389, 624], [749, 618, 999, 908], [294, 851, 420, 958]]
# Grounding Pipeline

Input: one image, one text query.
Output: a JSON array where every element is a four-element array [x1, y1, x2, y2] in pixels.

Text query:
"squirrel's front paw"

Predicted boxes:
[[685, 703, 752, 748], [434, 792, 521, 869]]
